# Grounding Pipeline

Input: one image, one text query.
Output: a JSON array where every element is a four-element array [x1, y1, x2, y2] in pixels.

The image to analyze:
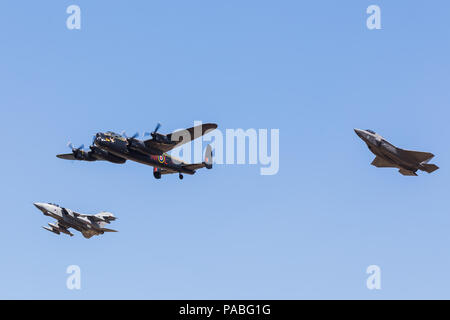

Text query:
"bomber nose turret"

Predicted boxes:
[[94, 132, 107, 147]]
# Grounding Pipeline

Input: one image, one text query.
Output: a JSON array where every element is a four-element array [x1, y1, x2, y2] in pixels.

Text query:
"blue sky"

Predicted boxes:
[[0, 0, 450, 299]]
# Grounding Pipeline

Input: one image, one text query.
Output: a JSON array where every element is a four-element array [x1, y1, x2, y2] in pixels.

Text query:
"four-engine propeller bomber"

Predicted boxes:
[[34, 202, 117, 239], [354, 129, 439, 176], [57, 123, 217, 180]]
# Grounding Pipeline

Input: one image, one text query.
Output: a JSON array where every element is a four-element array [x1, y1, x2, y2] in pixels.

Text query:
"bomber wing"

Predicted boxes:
[[56, 153, 103, 161], [144, 123, 217, 153], [56, 153, 77, 160]]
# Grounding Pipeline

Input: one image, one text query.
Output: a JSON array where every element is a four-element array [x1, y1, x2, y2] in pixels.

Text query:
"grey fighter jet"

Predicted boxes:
[[34, 202, 117, 239], [354, 129, 439, 176]]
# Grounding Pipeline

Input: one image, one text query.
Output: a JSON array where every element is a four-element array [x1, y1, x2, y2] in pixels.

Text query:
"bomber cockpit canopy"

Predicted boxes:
[[366, 129, 376, 134], [105, 131, 122, 138], [104, 131, 126, 141]]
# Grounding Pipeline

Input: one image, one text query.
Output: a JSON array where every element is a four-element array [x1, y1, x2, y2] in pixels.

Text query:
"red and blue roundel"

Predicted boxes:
[[158, 155, 165, 164]]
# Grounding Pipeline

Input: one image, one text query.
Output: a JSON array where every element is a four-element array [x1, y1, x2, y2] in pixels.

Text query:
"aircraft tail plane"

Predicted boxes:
[[422, 163, 439, 173], [180, 145, 213, 171]]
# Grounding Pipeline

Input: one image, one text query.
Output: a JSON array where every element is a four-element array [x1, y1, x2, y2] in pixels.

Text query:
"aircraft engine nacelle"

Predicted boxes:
[[72, 149, 90, 161], [153, 133, 173, 144], [127, 139, 146, 152], [91, 147, 126, 164]]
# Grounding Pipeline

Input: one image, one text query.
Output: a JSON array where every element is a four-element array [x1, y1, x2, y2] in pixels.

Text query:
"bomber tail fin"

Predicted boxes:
[[204, 144, 213, 169]]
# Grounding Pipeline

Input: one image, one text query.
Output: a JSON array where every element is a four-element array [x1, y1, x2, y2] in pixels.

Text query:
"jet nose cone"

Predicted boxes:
[[354, 128, 364, 138], [34, 202, 45, 211]]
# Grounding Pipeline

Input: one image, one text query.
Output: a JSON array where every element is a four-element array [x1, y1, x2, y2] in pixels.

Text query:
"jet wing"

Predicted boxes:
[[398, 149, 434, 163], [144, 123, 217, 153], [73, 212, 105, 223], [371, 156, 396, 168], [85, 215, 107, 223]]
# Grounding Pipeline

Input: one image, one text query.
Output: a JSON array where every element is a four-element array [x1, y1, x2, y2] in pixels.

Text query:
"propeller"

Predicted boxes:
[[144, 123, 162, 139], [67, 142, 85, 159], [89, 135, 96, 150], [143, 123, 176, 144], [121, 131, 140, 149], [67, 142, 84, 151], [121, 131, 139, 139], [153, 123, 161, 135]]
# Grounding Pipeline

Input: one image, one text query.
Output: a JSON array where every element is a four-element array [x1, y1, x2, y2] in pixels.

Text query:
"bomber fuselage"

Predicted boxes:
[[94, 132, 195, 174]]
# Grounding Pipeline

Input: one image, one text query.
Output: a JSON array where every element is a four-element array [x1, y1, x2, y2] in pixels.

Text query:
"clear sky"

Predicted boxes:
[[0, 0, 449, 299]]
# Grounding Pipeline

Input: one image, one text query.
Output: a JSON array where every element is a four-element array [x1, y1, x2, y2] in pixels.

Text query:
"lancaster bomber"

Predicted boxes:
[[34, 202, 117, 239], [354, 129, 439, 176], [57, 123, 217, 180]]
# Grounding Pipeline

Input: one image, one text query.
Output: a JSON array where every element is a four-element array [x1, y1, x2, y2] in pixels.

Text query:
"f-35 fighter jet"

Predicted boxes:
[[354, 129, 439, 176], [34, 202, 117, 239]]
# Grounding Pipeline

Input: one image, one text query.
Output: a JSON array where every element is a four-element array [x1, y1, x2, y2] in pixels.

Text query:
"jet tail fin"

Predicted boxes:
[[421, 163, 439, 173]]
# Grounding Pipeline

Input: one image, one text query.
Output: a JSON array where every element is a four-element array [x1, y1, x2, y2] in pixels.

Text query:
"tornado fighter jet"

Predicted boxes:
[[34, 202, 117, 239], [354, 129, 439, 176], [57, 123, 217, 180]]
